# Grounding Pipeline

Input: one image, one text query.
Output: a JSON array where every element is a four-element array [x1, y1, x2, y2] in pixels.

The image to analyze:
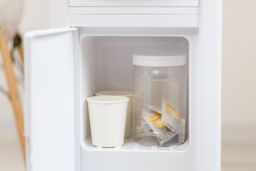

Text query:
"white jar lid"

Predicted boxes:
[[133, 54, 186, 67]]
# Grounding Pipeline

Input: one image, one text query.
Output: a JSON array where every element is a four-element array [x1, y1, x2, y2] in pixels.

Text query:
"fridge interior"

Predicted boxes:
[[79, 32, 190, 151]]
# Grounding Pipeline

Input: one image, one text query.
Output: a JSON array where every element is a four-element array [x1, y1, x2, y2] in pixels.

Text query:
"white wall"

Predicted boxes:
[[222, 0, 256, 127], [19, 0, 49, 32]]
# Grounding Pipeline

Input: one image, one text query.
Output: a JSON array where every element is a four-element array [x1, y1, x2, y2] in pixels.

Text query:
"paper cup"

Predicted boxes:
[[87, 96, 129, 147], [96, 91, 133, 138]]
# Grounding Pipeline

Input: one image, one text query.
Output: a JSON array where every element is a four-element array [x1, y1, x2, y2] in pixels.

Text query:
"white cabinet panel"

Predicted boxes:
[[24, 28, 78, 171], [69, 0, 199, 7]]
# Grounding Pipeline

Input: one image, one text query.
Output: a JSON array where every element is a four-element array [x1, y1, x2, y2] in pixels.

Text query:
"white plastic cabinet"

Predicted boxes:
[[24, 28, 78, 171], [69, 0, 199, 7], [25, 0, 222, 170], [25, 26, 221, 171]]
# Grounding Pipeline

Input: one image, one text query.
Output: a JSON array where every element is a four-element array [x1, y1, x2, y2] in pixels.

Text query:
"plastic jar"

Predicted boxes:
[[133, 55, 188, 146]]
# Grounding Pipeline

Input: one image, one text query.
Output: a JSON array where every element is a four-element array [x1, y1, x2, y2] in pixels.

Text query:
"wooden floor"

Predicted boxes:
[[222, 143, 256, 171], [0, 122, 25, 171]]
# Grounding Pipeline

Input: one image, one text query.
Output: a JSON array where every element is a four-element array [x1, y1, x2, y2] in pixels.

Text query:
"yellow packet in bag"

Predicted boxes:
[[146, 113, 165, 129], [165, 99, 180, 120], [144, 112, 176, 145], [161, 97, 180, 133]]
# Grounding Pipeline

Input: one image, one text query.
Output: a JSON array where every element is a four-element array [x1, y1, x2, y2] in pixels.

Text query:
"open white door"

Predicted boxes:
[[24, 28, 78, 171]]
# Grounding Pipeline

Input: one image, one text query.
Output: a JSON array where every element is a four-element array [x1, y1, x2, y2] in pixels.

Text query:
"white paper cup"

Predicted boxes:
[[96, 91, 133, 138], [87, 96, 129, 147]]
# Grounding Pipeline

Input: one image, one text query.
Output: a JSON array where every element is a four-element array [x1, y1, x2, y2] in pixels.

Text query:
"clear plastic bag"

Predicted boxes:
[[142, 111, 176, 145], [161, 97, 180, 134]]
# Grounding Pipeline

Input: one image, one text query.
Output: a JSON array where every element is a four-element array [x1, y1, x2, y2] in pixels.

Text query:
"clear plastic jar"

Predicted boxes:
[[133, 55, 188, 147]]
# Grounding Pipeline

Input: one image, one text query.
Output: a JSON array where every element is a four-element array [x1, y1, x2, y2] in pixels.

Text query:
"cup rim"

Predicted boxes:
[[87, 95, 129, 104], [95, 91, 133, 97]]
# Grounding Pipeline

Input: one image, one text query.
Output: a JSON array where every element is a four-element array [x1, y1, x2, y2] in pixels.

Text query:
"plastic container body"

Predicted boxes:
[[133, 56, 188, 146], [87, 96, 129, 147]]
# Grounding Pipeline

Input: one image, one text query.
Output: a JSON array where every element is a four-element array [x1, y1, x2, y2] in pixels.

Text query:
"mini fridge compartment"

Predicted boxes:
[[79, 31, 190, 151]]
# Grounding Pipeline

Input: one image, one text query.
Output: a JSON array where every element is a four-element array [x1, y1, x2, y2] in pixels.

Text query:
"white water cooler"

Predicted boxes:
[[24, 0, 222, 170]]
